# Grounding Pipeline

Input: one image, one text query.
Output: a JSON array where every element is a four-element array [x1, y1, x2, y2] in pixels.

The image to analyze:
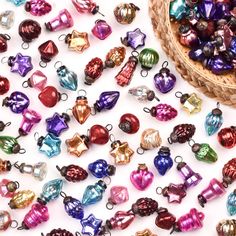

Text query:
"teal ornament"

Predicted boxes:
[[55, 62, 78, 91], [82, 180, 107, 206], [227, 190, 236, 216], [169, 0, 188, 21], [38, 179, 63, 204], [8, 0, 26, 6], [205, 103, 223, 136]]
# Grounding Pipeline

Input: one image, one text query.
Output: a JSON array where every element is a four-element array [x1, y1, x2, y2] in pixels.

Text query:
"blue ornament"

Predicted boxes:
[[82, 180, 107, 206], [56, 63, 78, 91], [80, 214, 102, 236], [37, 133, 61, 158], [229, 37, 236, 56], [169, 0, 188, 21], [227, 190, 236, 216], [88, 159, 116, 179], [154, 146, 173, 176], [7, 0, 26, 6], [39, 179, 63, 204], [63, 195, 84, 220], [205, 103, 223, 136]]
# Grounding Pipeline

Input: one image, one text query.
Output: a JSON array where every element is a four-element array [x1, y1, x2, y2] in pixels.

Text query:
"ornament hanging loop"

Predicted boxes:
[[131, 50, 139, 58], [60, 191, 67, 199], [1, 56, 8, 64], [39, 61, 47, 68], [162, 61, 168, 68], [19, 148, 26, 154], [188, 139, 195, 147], [174, 156, 183, 163], [140, 69, 148, 77], [10, 220, 18, 229], [58, 34, 67, 41], [21, 42, 29, 50], [75, 232, 82, 236], [4, 34, 11, 40], [22, 80, 29, 88], [60, 93, 68, 101], [106, 124, 113, 132], [136, 147, 144, 155], [54, 61, 63, 69], [175, 91, 183, 98], [34, 132, 39, 141], [78, 89, 87, 97], [156, 187, 163, 195], [106, 202, 114, 210], [109, 134, 116, 143], [103, 176, 111, 185], [143, 107, 151, 113]]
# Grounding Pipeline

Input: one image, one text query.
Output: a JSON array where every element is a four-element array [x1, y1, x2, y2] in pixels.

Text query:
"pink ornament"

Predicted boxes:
[[71, 0, 100, 15], [130, 164, 154, 191], [107, 186, 129, 209], [0, 179, 19, 198], [19, 109, 42, 136], [19, 203, 49, 230], [23, 70, 47, 91], [25, 0, 52, 16], [92, 20, 112, 40], [45, 9, 74, 32]]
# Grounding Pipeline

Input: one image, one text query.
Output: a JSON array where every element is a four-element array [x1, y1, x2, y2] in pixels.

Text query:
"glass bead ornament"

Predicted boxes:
[[205, 102, 223, 136], [71, 0, 103, 16], [218, 126, 236, 149], [23, 70, 47, 91], [92, 20, 112, 40], [118, 113, 140, 134], [105, 46, 126, 68], [9, 190, 35, 209], [24, 0, 52, 16], [0, 10, 14, 29], [0, 76, 10, 95], [0, 136, 25, 154], [216, 219, 236, 236], [227, 190, 236, 216], [8, 0, 26, 6], [0, 34, 10, 53], [0, 179, 19, 198], [0, 210, 17, 231]]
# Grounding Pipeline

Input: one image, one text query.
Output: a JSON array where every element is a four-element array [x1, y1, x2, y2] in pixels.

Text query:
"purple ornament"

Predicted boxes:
[[7, 53, 33, 77], [153, 61, 176, 93], [80, 214, 102, 236], [91, 20, 112, 40], [214, 2, 231, 20], [198, 0, 216, 20], [94, 91, 120, 113], [229, 36, 236, 56], [2, 91, 30, 114], [189, 47, 205, 62]]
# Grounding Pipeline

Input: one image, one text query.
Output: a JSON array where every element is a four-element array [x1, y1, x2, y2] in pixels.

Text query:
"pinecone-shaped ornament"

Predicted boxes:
[[131, 198, 158, 217]]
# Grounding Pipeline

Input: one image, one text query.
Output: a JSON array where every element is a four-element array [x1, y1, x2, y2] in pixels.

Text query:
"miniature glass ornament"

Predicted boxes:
[[0, 179, 19, 198], [216, 219, 236, 236], [0, 34, 10, 53], [114, 3, 140, 24], [128, 85, 159, 102], [144, 103, 178, 121], [0, 76, 10, 95], [169, 0, 188, 21], [121, 28, 146, 50], [45, 9, 73, 32], [66, 133, 89, 157], [0, 136, 25, 154], [89, 124, 112, 145], [135, 229, 157, 236], [71, 0, 102, 15], [227, 190, 236, 216], [0, 211, 17, 231], [42, 229, 75, 236], [0, 121, 11, 132], [56, 164, 88, 182], [154, 61, 177, 94], [80, 214, 102, 236], [154, 146, 173, 176], [118, 113, 140, 134], [36, 133, 61, 158], [155, 207, 177, 230], [18, 203, 49, 230], [175, 91, 202, 114], [92, 20, 112, 40], [218, 126, 236, 149], [205, 103, 223, 136], [139, 48, 159, 77], [105, 46, 126, 68], [25, 0, 52, 16], [38, 179, 63, 205], [8, 0, 26, 6], [46, 112, 70, 137], [23, 70, 47, 91], [179, 24, 199, 48], [0, 158, 12, 173], [9, 190, 35, 209], [198, 0, 216, 20], [18, 19, 41, 49], [130, 164, 154, 191], [0, 11, 14, 29], [82, 180, 107, 206], [222, 158, 236, 186]]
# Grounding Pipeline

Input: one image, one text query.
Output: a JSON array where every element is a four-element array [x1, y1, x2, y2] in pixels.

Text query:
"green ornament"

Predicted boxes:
[[0, 136, 24, 154], [169, 0, 187, 21], [192, 143, 218, 163]]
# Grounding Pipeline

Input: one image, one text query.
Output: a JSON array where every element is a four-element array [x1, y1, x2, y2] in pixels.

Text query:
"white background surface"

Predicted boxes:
[[0, 0, 236, 235]]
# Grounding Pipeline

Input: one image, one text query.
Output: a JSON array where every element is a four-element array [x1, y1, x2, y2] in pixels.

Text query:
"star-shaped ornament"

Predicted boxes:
[[46, 113, 69, 137], [38, 133, 61, 158], [135, 229, 157, 236], [80, 214, 102, 236], [66, 133, 89, 157], [162, 183, 186, 204], [9, 53, 33, 77]]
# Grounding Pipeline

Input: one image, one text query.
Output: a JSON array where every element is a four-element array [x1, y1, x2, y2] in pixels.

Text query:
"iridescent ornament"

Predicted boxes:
[[0, 136, 25, 154], [92, 20, 112, 40], [9, 190, 35, 209], [227, 190, 236, 216], [25, 0, 52, 16], [0, 211, 17, 231], [218, 126, 236, 149], [80, 214, 102, 236], [105, 46, 126, 68], [23, 70, 47, 91], [0, 76, 10, 95], [216, 219, 236, 236], [0, 179, 19, 198], [0, 11, 14, 29]]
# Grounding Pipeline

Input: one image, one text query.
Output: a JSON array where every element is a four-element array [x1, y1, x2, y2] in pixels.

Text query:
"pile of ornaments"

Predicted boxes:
[[0, 0, 236, 236]]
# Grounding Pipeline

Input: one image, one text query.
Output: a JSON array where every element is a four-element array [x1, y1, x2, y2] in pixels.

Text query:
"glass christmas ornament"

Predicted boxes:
[[131, 197, 158, 216], [0, 211, 17, 231], [105, 46, 126, 68], [0, 179, 19, 198], [169, 0, 188, 21], [80, 214, 102, 236], [92, 20, 112, 40], [227, 190, 236, 216], [154, 146, 173, 176], [137, 128, 162, 154], [84, 57, 104, 85], [14, 162, 47, 181], [0, 136, 25, 154], [45, 9, 74, 32], [0, 76, 10, 95], [179, 25, 199, 48], [216, 219, 236, 236], [38, 40, 59, 67], [8, 0, 26, 6], [135, 229, 157, 236], [82, 180, 107, 206], [18, 203, 49, 230], [121, 28, 146, 50], [222, 158, 236, 186], [89, 124, 112, 145], [0, 10, 14, 29], [155, 208, 176, 230], [198, 0, 216, 20], [18, 19, 41, 49], [66, 133, 89, 157], [56, 164, 88, 182], [0, 158, 12, 173], [38, 179, 63, 205], [19, 109, 41, 136], [130, 164, 154, 191], [23, 70, 47, 91], [0, 34, 10, 53], [154, 61, 177, 94], [218, 126, 236, 149], [118, 113, 140, 134], [175, 91, 202, 114], [88, 159, 116, 179], [36, 133, 61, 158], [114, 3, 140, 24], [71, 0, 102, 15], [139, 48, 159, 77], [25, 0, 52, 16], [0, 121, 11, 132], [128, 85, 159, 102], [168, 123, 196, 144], [205, 103, 223, 136], [9, 190, 35, 209], [171, 208, 205, 233], [93, 91, 120, 113], [144, 103, 178, 121], [42, 229, 75, 236]]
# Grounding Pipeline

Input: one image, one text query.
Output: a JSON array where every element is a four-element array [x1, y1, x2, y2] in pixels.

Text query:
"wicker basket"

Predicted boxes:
[[149, 0, 236, 107]]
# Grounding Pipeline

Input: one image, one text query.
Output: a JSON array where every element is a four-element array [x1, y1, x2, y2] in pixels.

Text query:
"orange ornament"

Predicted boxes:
[[105, 46, 126, 68]]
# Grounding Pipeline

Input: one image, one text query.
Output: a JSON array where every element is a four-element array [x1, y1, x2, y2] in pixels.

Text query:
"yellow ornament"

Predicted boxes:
[[135, 229, 157, 236], [9, 190, 35, 209]]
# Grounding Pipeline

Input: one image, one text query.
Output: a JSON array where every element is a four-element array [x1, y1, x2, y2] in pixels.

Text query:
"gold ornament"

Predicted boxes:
[[216, 219, 236, 236], [8, 190, 35, 209], [135, 229, 157, 236], [105, 47, 126, 68]]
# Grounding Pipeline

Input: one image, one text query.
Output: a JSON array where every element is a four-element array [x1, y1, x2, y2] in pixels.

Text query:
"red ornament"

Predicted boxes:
[[0, 76, 10, 95], [0, 34, 10, 53], [218, 126, 236, 149], [119, 113, 140, 134], [131, 198, 158, 217], [222, 158, 236, 185], [89, 124, 111, 145], [38, 86, 60, 108], [155, 208, 176, 230]]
